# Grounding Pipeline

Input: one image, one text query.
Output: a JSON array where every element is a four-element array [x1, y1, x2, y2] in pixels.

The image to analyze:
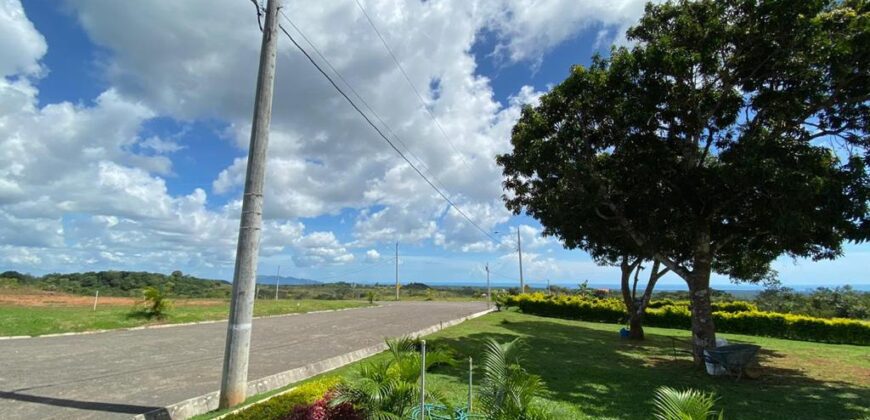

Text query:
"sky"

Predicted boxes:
[[0, 0, 867, 289]]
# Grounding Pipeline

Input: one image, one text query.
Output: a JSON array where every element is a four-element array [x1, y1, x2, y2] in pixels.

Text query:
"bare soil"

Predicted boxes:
[[0, 289, 225, 307]]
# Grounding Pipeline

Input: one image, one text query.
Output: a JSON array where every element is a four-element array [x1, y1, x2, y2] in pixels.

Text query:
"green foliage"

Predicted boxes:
[[330, 336, 455, 418], [138, 284, 173, 319], [756, 285, 869, 320], [712, 301, 758, 313], [262, 283, 482, 301], [507, 293, 870, 345], [223, 377, 341, 420], [8, 270, 231, 298], [498, 0, 870, 283], [648, 300, 759, 313], [508, 293, 628, 323], [478, 338, 552, 420], [493, 291, 510, 311], [366, 290, 377, 304], [653, 387, 724, 420], [497, 0, 870, 352]]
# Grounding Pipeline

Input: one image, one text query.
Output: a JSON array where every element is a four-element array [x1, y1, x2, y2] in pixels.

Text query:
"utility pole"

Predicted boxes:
[[485, 263, 491, 308], [219, 0, 280, 409], [517, 228, 524, 293], [275, 265, 280, 300], [395, 242, 399, 301]]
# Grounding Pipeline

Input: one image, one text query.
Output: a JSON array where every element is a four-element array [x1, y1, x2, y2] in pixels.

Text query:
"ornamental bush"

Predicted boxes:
[[505, 294, 869, 345], [224, 377, 343, 420]]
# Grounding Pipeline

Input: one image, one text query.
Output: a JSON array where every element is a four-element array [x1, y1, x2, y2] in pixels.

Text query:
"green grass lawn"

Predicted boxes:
[[0, 299, 369, 337], [211, 310, 870, 420]]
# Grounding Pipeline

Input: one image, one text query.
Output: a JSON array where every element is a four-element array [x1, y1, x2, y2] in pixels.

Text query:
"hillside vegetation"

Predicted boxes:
[[1, 270, 231, 298]]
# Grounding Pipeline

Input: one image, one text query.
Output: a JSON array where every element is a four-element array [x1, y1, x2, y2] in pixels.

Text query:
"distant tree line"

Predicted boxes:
[[755, 285, 869, 320], [0, 270, 231, 298]]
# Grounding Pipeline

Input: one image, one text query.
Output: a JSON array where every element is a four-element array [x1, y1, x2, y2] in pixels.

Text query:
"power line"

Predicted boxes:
[[274, 16, 500, 244], [351, 0, 471, 169], [277, 11, 451, 197], [313, 256, 396, 282]]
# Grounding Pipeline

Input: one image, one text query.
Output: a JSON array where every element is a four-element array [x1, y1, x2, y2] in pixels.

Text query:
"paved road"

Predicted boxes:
[[0, 301, 488, 419]]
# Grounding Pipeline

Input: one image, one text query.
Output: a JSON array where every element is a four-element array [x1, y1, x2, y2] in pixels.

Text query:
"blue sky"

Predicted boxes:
[[1, 1, 867, 290]]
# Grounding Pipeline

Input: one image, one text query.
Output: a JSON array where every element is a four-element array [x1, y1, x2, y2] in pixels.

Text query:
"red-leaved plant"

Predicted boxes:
[[285, 392, 362, 420]]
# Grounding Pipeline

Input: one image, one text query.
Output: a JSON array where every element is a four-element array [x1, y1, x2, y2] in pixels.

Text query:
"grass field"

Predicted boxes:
[[208, 310, 870, 420], [0, 293, 369, 337]]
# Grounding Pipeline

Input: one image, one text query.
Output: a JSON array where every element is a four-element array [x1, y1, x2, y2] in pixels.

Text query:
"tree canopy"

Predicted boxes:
[[498, 0, 869, 359]]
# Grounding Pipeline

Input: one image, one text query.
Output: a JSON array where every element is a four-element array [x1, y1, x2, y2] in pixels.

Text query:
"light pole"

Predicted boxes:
[[275, 265, 280, 301], [485, 263, 491, 308], [494, 228, 524, 293], [395, 241, 399, 301], [517, 228, 524, 293]]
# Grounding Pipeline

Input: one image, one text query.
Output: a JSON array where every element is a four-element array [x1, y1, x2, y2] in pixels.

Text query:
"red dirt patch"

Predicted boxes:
[[0, 292, 224, 307]]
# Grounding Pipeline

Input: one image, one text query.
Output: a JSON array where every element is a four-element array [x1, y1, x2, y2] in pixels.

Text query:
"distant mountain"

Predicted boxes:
[[256, 275, 320, 286]]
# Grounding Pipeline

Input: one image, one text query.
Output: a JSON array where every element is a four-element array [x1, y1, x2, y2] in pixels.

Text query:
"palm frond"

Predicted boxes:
[[653, 386, 721, 420]]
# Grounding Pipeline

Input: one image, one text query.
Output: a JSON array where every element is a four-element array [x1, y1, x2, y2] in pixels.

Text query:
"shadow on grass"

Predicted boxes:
[[430, 316, 869, 420], [125, 309, 167, 321]]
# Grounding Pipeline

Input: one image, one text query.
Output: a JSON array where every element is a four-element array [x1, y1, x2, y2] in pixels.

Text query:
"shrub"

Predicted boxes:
[[129, 284, 174, 320], [504, 294, 870, 345], [224, 377, 342, 420], [712, 301, 758, 313], [653, 387, 724, 420], [288, 392, 362, 420], [646, 300, 758, 313]]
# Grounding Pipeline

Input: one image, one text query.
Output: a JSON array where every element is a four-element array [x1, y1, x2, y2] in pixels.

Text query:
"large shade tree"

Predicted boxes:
[[498, 0, 869, 363]]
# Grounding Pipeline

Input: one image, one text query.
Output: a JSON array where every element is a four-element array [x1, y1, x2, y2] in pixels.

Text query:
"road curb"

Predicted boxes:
[[0, 303, 379, 340], [132, 306, 495, 420]]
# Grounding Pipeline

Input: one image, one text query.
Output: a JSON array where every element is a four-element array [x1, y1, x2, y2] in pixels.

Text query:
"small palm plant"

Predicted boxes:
[[366, 290, 377, 304], [330, 336, 454, 418], [478, 338, 551, 420], [141, 283, 172, 319], [653, 386, 724, 420]]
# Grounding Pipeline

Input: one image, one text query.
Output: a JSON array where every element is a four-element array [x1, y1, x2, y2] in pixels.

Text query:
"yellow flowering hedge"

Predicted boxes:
[[505, 293, 869, 345]]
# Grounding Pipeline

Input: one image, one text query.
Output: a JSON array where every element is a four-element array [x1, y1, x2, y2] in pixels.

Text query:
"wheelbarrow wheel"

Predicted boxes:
[[743, 360, 763, 379]]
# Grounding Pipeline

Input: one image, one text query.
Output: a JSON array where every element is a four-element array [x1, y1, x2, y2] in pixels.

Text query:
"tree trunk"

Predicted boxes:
[[688, 264, 716, 366], [619, 256, 642, 339], [628, 314, 645, 340]]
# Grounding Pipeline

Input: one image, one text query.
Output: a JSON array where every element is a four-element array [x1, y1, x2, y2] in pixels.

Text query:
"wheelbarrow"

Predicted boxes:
[[703, 344, 761, 380]]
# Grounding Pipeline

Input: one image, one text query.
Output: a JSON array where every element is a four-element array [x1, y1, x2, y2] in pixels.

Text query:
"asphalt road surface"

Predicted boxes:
[[0, 301, 488, 419]]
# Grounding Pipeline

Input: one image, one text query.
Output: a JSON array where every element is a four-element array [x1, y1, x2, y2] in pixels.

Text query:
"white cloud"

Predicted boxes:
[[365, 249, 381, 262], [482, 0, 653, 64], [291, 231, 355, 267], [140, 136, 185, 154], [0, 0, 668, 277], [0, 0, 46, 77]]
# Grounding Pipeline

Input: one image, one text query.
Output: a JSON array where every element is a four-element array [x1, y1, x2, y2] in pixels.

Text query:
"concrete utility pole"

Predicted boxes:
[[275, 265, 280, 300], [485, 263, 491, 308], [517, 228, 524, 293], [219, 0, 280, 409], [395, 242, 399, 301]]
